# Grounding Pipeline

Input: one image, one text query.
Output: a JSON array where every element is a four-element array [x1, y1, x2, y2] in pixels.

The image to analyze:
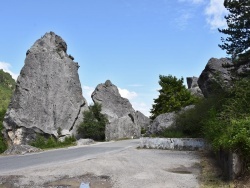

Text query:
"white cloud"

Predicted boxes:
[[82, 85, 95, 105], [0, 62, 19, 80], [175, 11, 193, 30], [205, 0, 228, 30], [118, 87, 138, 100]]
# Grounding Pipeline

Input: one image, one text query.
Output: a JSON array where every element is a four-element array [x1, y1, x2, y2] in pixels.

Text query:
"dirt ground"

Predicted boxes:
[[0, 148, 201, 188]]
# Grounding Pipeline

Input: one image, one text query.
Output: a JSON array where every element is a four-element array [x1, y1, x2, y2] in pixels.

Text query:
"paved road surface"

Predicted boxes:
[[0, 139, 139, 174]]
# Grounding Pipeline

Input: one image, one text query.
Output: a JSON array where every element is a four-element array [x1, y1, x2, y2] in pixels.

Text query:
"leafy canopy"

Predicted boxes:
[[77, 103, 108, 141], [218, 0, 250, 60], [150, 75, 197, 119]]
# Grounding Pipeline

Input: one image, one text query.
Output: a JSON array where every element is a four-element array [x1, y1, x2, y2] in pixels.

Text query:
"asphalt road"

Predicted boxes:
[[0, 139, 140, 174]]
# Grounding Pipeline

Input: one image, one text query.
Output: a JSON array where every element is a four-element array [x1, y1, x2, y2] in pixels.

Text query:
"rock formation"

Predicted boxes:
[[135, 111, 151, 132], [91, 80, 141, 140], [198, 58, 233, 97], [149, 105, 194, 134], [3, 32, 88, 145], [186, 77, 203, 98]]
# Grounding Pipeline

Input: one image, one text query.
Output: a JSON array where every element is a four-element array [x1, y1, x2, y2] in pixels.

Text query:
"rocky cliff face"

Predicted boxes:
[[186, 77, 203, 98], [198, 58, 233, 97], [91, 80, 141, 140], [3, 32, 88, 145]]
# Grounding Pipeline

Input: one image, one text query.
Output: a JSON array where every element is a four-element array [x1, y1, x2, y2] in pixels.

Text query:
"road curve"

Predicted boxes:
[[0, 139, 140, 174]]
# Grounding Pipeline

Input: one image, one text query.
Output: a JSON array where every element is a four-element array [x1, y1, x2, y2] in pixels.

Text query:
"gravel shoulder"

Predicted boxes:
[[0, 146, 201, 188]]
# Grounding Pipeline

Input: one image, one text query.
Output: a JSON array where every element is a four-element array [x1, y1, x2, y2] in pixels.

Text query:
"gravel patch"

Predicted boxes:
[[0, 148, 201, 188]]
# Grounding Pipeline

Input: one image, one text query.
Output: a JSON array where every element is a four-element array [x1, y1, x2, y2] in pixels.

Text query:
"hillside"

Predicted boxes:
[[0, 69, 15, 110], [0, 69, 15, 152]]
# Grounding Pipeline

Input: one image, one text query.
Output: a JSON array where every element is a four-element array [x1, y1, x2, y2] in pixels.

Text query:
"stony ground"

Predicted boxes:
[[0, 147, 201, 188]]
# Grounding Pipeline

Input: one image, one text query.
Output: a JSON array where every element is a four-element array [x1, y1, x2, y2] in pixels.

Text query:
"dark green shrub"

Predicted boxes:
[[31, 135, 76, 149], [0, 109, 7, 153], [150, 75, 198, 119], [77, 103, 108, 141]]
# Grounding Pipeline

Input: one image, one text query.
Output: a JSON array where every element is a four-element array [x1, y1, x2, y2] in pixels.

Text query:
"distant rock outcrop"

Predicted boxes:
[[198, 58, 233, 97], [3, 32, 88, 145], [135, 111, 151, 131], [91, 80, 141, 140], [186, 77, 203, 98]]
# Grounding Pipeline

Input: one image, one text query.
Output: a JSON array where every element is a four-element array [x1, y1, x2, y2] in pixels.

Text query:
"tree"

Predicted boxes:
[[150, 75, 197, 119], [218, 0, 250, 60], [77, 103, 108, 141]]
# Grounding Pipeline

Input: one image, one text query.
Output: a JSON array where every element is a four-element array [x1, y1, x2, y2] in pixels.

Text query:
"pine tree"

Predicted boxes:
[[150, 75, 197, 119], [219, 0, 250, 60]]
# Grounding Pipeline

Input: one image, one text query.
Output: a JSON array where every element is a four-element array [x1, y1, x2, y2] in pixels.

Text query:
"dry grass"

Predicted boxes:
[[199, 151, 234, 188]]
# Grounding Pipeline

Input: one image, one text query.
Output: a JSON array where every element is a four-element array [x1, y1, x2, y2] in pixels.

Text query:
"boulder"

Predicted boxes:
[[135, 111, 151, 131], [198, 58, 233, 97], [149, 105, 195, 134], [186, 77, 203, 98], [4, 145, 42, 155], [3, 32, 88, 145], [91, 80, 141, 140]]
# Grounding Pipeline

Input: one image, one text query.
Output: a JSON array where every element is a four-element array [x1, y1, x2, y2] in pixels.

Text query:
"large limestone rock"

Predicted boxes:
[[186, 77, 203, 98], [3, 32, 88, 145], [91, 80, 141, 140], [149, 105, 195, 134], [135, 111, 151, 131], [198, 58, 233, 97]]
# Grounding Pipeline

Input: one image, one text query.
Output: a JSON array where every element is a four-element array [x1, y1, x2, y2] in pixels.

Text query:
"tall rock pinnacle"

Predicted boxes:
[[3, 32, 88, 145]]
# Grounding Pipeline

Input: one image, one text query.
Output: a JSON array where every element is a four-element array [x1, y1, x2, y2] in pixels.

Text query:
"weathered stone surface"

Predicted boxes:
[[149, 105, 195, 134], [198, 58, 233, 97], [186, 77, 203, 98], [149, 112, 176, 134], [135, 111, 151, 131], [91, 80, 141, 140], [4, 145, 42, 155], [76, 138, 95, 146], [3, 32, 88, 145], [139, 137, 207, 151]]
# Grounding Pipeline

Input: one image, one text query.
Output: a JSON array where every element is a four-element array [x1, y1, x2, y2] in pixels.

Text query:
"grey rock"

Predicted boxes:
[[186, 77, 204, 98], [3, 32, 88, 145], [135, 111, 151, 131], [198, 58, 233, 97], [149, 105, 195, 134], [91, 80, 141, 140], [4, 145, 42, 155], [149, 112, 176, 134], [76, 138, 95, 146]]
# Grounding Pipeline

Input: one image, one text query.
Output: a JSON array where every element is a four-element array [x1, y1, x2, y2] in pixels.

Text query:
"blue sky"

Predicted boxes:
[[0, 0, 228, 116]]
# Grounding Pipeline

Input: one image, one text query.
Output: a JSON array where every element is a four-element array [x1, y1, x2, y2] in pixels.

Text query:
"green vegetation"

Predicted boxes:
[[0, 109, 7, 153], [30, 135, 76, 149], [219, 0, 250, 61], [0, 70, 16, 153], [150, 75, 198, 119], [172, 78, 250, 168], [0, 69, 15, 110], [77, 103, 108, 141]]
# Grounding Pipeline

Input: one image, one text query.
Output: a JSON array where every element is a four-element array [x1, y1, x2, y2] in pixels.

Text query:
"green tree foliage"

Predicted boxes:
[[0, 69, 16, 110], [218, 0, 250, 60], [0, 109, 7, 153], [0, 70, 15, 153], [150, 75, 197, 119], [77, 103, 108, 141]]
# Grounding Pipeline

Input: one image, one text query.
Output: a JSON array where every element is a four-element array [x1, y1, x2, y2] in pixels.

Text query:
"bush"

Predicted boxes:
[[77, 103, 108, 141], [0, 109, 7, 153], [150, 75, 198, 119], [31, 135, 76, 149]]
